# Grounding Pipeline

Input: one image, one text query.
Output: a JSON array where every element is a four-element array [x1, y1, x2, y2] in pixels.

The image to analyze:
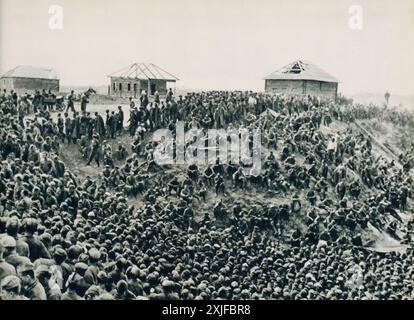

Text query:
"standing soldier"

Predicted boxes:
[[214, 173, 225, 195], [39, 89, 46, 109], [117, 106, 124, 136], [85, 112, 94, 139], [108, 111, 116, 139], [336, 180, 347, 200], [129, 97, 135, 108], [94, 112, 106, 138], [166, 88, 173, 103], [87, 135, 101, 167], [78, 112, 87, 138], [57, 113, 65, 142], [128, 108, 138, 136], [171, 98, 179, 122], [71, 112, 81, 144], [64, 113, 72, 144], [152, 102, 160, 129], [32, 90, 41, 113], [384, 91, 390, 107], [0, 89, 6, 104], [105, 109, 110, 136], [140, 90, 149, 109], [48, 89, 56, 111], [81, 92, 90, 113], [154, 91, 160, 104], [66, 90, 75, 113]]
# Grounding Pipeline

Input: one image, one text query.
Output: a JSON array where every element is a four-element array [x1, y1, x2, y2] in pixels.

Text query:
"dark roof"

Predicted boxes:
[[108, 63, 179, 81], [1, 66, 59, 80], [264, 60, 338, 83]]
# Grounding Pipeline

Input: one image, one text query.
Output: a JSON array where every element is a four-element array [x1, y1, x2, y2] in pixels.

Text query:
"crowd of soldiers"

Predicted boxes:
[[1, 88, 414, 300]]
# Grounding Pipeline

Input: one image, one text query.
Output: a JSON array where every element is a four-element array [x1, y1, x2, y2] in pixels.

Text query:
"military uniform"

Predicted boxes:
[[87, 136, 101, 167]]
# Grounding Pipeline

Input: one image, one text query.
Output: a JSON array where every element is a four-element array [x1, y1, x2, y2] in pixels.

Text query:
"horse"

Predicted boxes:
[[85, 87, 97, 96], [74, 88, 97, 101], [80, 87, 97, 112]]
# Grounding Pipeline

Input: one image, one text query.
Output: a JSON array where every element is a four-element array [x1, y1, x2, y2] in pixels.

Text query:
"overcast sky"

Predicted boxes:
[[1, 0, 413, 95]]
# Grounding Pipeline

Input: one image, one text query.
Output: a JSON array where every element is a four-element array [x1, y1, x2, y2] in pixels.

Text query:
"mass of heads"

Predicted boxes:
[[0, 88, 414, 300]]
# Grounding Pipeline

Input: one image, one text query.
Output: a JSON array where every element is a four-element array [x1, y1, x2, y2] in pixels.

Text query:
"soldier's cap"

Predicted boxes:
[[0, 235, 16, 248], [66, 272, 82, 286], [162, 279, 175, 289], [86, 285, 101, 296], [87, 212, 96, 218], [75, 262, 89, 272], [35, 264, 51, 276], [130, 265, 140, 276], [53, 247, 67, 259], [89, 248, 101, 260], [97, 271, 108, 281], [17, 262, 35, 274], [6, 216, 21, 230], [1, 275, 20, 291], [24, 217, 38, 229], [40, 232, 52, 242]]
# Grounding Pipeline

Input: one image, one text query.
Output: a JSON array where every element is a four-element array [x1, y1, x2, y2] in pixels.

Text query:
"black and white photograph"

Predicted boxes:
[[0, 0, 414, 308]]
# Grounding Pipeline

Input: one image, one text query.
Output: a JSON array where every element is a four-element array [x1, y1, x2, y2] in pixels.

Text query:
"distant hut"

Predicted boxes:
[[108, 63, 179, 98], [0, 66, 59, 94], [263, 60, 338, 99]]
